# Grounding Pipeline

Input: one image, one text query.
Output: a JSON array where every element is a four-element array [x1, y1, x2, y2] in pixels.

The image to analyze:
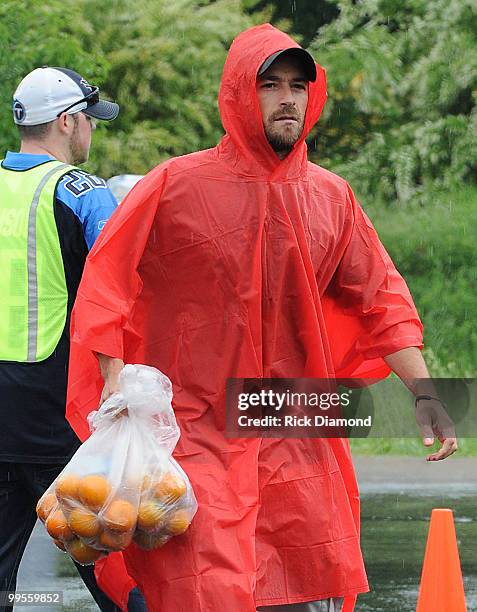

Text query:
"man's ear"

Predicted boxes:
[[57, 112, 73, 135]]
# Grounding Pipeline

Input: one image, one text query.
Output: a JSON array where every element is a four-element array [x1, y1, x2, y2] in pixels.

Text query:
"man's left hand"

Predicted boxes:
[[415, 398, 458, 461]]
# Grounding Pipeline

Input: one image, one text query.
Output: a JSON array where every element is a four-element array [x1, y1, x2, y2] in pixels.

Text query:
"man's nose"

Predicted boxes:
[[279, 85, 296, 106]]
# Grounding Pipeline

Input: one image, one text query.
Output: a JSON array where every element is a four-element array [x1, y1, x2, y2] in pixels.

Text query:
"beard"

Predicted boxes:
[[68, 115, 89, 165], [264, 105, 304, 155]]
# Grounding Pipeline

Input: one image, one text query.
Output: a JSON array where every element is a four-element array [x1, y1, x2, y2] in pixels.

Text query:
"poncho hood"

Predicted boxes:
[[218, 23, 327, 179]]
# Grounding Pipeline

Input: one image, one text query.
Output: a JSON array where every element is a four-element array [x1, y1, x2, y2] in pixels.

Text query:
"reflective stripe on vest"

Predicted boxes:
[[0, 161, 75, 362]]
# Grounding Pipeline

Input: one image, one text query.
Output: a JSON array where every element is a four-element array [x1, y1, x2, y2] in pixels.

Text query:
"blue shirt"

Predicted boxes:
[[2, 151, 117, 249]]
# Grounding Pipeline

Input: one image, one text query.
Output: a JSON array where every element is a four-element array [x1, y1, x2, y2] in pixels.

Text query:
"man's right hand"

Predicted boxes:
[[96, 353, 125, 404]]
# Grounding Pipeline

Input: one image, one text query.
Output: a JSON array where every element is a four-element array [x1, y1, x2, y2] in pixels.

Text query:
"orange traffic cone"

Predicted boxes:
[[416, 508, 467, 611]]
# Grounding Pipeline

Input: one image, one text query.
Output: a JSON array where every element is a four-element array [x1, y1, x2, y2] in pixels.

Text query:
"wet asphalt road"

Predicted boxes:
[[14, 455, 476, 611]]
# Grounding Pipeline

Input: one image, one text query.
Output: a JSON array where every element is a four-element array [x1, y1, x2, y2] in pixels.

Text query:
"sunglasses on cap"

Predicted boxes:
[[57, 86, 100, 117]]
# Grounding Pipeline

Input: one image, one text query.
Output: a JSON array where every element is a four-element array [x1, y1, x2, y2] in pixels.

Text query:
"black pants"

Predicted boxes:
[[0, 462, 146, 612]]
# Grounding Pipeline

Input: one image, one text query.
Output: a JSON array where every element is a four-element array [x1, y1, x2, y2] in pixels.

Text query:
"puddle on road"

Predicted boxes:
[[358, 494, 477, 611]]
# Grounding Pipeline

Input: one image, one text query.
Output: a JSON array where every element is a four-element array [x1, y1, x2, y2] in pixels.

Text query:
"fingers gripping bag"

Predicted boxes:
[[36, 364, 198, 564]]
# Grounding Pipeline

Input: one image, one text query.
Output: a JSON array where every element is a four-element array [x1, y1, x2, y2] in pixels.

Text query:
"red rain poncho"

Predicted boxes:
[[67, 23, 423, 612]]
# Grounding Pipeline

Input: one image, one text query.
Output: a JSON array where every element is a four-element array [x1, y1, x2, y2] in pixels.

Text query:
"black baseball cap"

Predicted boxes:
[[258, 48, 317, 82]]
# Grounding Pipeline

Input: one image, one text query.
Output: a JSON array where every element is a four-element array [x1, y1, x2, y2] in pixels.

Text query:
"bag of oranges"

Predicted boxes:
[[36, 364, 197, 564]]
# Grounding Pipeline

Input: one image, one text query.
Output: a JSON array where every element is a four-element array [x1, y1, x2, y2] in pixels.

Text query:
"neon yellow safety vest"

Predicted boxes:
[[0, 160, 76, 362]]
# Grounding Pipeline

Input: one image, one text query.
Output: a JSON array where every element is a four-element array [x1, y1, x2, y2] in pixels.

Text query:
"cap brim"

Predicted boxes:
[[258, 48, 317, 82], [83, 99, 119, 121]]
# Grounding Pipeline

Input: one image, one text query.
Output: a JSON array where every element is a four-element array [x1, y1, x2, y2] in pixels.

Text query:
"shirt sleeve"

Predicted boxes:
[[56, 169, 118, 250], [322, 184, 423, 378]]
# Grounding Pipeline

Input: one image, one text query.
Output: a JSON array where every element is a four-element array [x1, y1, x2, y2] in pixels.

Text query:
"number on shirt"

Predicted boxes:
[[62, 170, 107, 197]]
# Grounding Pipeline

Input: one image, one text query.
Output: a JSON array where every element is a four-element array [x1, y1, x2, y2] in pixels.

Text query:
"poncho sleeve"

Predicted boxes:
[[322, 184, 423, 379], [66, 165, 168, 440]]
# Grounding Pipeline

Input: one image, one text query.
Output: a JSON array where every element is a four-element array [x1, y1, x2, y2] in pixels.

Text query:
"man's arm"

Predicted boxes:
[[384, 347, 458, 461], [96, 353, 125, 404]]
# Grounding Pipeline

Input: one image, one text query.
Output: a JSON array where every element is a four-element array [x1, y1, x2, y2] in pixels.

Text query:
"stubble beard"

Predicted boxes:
[[264, 115, 304, 156], [68, 115, 89, 165]]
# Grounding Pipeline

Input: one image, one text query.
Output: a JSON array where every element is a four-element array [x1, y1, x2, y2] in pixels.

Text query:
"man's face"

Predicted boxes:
[[68, 112, 95, 165], [256, 55, 309, 158]]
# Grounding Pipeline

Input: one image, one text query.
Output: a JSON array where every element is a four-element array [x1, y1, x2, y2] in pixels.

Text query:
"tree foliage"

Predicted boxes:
[[309, 0, 477, 204], [2, 0, 475, 197], [0, 1, 474, 370], [75, 0, 256, 176], [0, 0, 257, 177], [0, 1, 107, 157]]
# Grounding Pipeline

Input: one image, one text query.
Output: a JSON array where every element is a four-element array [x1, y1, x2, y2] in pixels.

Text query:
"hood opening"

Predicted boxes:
[[218, 24, 327, 178]]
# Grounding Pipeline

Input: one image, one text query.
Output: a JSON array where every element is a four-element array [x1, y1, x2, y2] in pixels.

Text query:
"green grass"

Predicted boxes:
[[350, 438, 477, 456], [363, 184, 477, 375], [346, 374, 477, 455], [349, 185, 477, 455]]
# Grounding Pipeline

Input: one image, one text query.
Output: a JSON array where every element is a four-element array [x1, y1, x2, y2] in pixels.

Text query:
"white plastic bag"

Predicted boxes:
[[37, 365, 197, 564]]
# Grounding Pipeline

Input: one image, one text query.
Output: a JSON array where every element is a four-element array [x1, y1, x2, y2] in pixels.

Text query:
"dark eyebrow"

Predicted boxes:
[[258, 75, 308, 83]]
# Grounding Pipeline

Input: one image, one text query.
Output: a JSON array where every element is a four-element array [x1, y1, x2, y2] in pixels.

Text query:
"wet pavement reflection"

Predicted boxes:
[[358, 494, 477, 611]]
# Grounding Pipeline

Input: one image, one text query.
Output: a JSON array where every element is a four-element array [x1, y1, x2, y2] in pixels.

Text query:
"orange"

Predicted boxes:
[[77, 475, 112, 511], [125, 473, 158, 498], [67, 539, 103, 564], [167, 509, 191, 535], [69, 507, 101, 538], [153, 473, 187, 503], [46, 508, 74, 542], [103, 499, 137, 532], [137, 500, 167, 532], [36, 493, 58, 522], [133, 530, 169, 551], [53, 539, 66, 551], [99, 529, 133, 551], [55, 474, 81, 501]]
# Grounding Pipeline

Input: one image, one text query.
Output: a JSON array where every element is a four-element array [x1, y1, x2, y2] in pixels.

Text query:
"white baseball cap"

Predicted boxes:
[[13, 66, 119, 126]]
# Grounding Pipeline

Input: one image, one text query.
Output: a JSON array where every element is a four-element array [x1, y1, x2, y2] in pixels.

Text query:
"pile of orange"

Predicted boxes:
[[36, 469, 194, 562], [134, 470, 192, 547]]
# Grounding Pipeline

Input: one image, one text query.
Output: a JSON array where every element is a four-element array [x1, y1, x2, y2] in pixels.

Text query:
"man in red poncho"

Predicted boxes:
[[67, 24, 457, 612]]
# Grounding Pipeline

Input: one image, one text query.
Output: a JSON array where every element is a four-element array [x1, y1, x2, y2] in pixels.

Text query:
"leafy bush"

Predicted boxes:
[[365, 185, 477, 372], [0, 1, 107, 157], [1, 0, 474, 375], [0, 0, 257, 177], [309, 0, 477, 204], [76, 0, 257, 177]]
